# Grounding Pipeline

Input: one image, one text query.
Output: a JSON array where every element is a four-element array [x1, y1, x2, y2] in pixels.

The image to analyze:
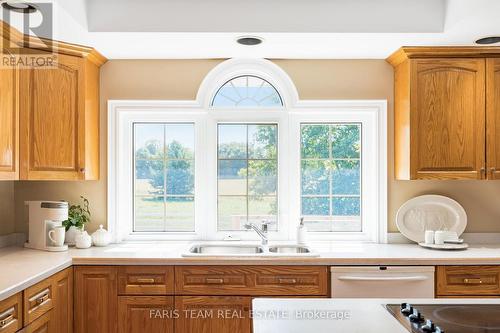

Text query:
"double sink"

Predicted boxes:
[[182, 243, 319, 257]]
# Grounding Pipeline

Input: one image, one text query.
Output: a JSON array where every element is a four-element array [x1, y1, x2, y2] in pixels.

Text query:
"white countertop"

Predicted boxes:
[[252, 298, 500, 333], [1, 241, 500, 301]]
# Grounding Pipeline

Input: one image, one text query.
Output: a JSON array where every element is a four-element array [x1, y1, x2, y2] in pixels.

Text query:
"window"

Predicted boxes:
[[109, 58, 387, 242], [300, 124, 361, 232], [217, 124, 278, 231], [212, 76, 283, 108], [134, 123, 195, 232]]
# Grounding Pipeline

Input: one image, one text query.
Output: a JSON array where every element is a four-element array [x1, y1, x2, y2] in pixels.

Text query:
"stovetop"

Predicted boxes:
[[386, 303, 500, 333]]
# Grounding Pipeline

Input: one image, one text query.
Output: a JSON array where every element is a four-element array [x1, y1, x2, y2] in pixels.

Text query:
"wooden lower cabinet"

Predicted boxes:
[[436, 265, 500, 297], [118, 296, 174, 333], [74, 266, 118, 333], [174, 296, 252, 333], [51, 268, 73, 333], [0, 292, 22, 333]]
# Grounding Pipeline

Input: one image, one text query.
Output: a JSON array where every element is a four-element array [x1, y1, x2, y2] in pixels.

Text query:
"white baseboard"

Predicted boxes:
[[388, 232, 500, 244], [0, 233, 26, 248]]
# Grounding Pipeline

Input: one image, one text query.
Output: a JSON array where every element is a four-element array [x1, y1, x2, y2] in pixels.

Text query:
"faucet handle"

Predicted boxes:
[[261, 219, 275, 232]]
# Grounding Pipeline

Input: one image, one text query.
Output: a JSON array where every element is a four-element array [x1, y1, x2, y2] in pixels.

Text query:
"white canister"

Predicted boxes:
[[424, 230, 435, 245], [75, 231, 92, 249], [91, 225, 111, 247], [65, 226, 82, 246], [434, 231, 446, 245]]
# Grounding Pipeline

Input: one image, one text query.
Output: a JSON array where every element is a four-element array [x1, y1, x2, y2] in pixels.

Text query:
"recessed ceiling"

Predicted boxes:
[[2, 0, 500, 59], [85, 0, 445, 33]]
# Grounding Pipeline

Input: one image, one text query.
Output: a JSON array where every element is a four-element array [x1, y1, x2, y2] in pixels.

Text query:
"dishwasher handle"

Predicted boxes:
[[336, 275, 430, 282]]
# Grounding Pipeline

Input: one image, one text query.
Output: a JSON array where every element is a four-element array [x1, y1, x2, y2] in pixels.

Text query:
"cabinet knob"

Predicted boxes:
[[79, 168, 86, 173]]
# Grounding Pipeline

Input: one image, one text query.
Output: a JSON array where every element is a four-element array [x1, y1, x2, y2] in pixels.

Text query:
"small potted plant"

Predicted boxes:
[[62, 196, 91, 246]]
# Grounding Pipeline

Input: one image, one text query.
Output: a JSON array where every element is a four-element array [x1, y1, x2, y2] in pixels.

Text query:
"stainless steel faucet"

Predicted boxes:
[[244, 220, 272, 246]]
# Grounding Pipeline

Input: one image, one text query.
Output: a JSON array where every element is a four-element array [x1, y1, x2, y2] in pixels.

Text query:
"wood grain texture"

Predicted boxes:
[[486, 58, 500, 179], [83, 59, 100, 180], [19, 53, 80, 179], [436, 266, 500, 297], [23, 275, 53, 326], [394, 59, 411, 180], [118, 296, 174, 333], [50, 267, 73, 333], [74, 266, 118, 333], [175, 296, 252, 333], [24, 310, 51, 333], [118, 266, 174, 295], [410, 59, 486, 179], [0, 292, 22, 333], [0, 20, 107, 67], [0, 49, 18, 180], [19, 52, 100, 180], [175, 266, 328, 296], [387, 46, 500, 67]]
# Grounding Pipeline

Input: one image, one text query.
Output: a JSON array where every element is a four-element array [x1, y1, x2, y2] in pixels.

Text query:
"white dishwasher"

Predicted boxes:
[[330, 266, 435, 298]]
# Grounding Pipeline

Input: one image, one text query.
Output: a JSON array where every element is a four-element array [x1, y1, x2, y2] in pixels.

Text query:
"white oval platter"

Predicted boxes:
[[396, 195, 467, 243]]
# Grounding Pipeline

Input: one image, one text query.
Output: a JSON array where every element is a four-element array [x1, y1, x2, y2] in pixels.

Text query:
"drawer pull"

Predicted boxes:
[[278, 278, 297, 284], [136, 278, 156, 284], [0, 314, 14, 328], [463, 278, 483, 284], [205, 278, 224, 284], [36, 293, 49, 305]]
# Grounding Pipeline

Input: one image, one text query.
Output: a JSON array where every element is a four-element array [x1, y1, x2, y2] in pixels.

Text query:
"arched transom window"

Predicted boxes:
[[211, 75, 283, 108]]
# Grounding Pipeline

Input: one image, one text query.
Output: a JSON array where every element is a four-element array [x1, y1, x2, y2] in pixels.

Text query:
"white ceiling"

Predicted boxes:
[[4, 0, 500, 59]]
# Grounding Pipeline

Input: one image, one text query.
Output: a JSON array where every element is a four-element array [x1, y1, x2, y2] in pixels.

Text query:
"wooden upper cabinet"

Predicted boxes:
[[19, 52, 102, 180], [388, 47, 493, 180], [0, 45, 19, 180], [411, 59, 485, 179], [487, 58, 500, 180]]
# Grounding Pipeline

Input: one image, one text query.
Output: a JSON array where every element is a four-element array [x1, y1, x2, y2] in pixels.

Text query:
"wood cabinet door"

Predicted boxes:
[[0, 51, 18, 180], [19, 53, 85, 180], [51, 267, 73, 333], [118, 296, 174, 333], [436, 266, 500, 297], [74, 266, 118, 333], [410, 59, 486, 179], [175, 296, 252, 333], [487, 58, 500, 179]]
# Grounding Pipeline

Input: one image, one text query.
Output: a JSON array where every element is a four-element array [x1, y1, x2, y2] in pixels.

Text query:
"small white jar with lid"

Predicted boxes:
[[91, 224, 112, 247]]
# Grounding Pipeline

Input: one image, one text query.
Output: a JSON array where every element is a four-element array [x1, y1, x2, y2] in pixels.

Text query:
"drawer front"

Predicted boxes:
[[175, 266, 327, 296], [0, 293, 22, 333], [253, 266, 328, 296], [436, 266, 500, 296], [118, 266, 174, 295], [24, 278, 53, 325], [24, 310, 51, 333]]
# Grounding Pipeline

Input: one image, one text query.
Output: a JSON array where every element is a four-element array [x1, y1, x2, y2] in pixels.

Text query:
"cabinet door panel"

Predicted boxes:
[[0, 57, 18, 180], [74, 266, 117, 333], [51, 267, 73, 333], [487, 58, 500, 179], [20, 53, 84, 180], [118, 296, 174, 333], [175, 296, 251, 333], [411, 59, 486, 179]]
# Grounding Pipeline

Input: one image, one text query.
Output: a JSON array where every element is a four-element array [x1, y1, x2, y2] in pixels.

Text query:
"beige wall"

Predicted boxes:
[[0, 182, 15, 235], [11, 59, 500, 234]]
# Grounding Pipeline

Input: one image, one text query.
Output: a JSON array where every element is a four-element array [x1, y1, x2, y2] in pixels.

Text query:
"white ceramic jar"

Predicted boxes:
[[65, 226, 82, 246], [91, 225, 111, 247], [75, 231, 92, 249]]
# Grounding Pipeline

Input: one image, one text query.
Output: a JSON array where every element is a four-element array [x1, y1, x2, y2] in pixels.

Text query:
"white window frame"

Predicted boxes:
[[108, 59, 387, 243]]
